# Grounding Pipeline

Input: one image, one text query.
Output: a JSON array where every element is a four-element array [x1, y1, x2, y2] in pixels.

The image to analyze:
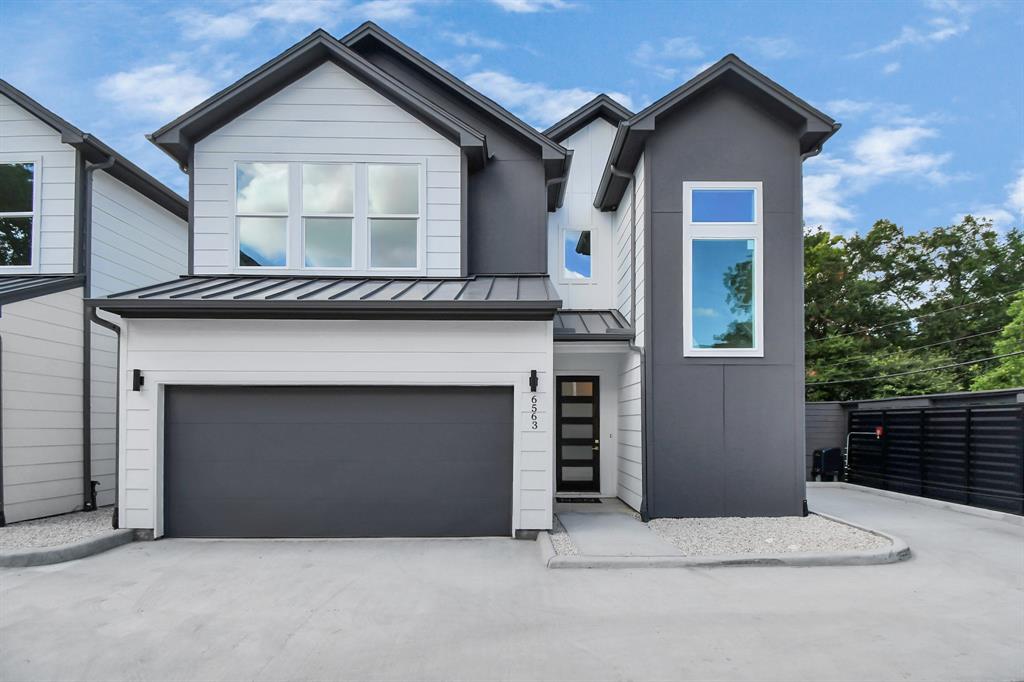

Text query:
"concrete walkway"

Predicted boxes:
[[558, 511, 681, 556], [2, 486, 1022, 681]]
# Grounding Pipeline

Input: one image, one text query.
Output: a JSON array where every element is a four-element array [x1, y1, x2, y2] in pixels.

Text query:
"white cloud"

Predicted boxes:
[[631, 37, 704, 80], [439, 53, 483, 72], [693, 307, 720, 318], [355, 0, 419, 21], [440, 30, 505, 50], [464, 71, 633, 127], [851, 1, 976, 58], [882, 61, 901, 75], [741, 36, 799, 60], [804, 124, 956, 230], [97, 63, 215, 118], [824, 99, 875, 117], [489, 0, 574, 12], [961, 169, 1024, 231], [176, 11, 257, 41]]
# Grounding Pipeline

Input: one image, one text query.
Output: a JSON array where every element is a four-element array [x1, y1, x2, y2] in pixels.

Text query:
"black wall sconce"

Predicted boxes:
[[132, 369, 145, 392], [529, 369, 538, 392]]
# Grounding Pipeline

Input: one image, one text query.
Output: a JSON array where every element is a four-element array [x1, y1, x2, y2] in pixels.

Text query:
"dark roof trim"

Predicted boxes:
[[547, 148, 573, 212], [90, 274, 562, 320], [543, 94, 633, 143], [553, 309, 634, 341], [341, 22, 567, 162], [0, 80, 187, 220], [594, 54, 840, 210], [0, 275, 84, 311], [149, 30, 488, 171]]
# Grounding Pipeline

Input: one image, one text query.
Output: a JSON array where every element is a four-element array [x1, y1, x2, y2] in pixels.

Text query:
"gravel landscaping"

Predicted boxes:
[[0, 508, 117, 551], [550, 515, 579, 556], [646, 513, 889, 556]]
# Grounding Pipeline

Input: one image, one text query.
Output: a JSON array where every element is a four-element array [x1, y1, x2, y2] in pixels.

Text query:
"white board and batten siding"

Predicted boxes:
[[613, 153, 645, 510], [89, 171, 187, 507], [117, 319, 554, 535], [1, 288, 85, 522], [0, 94, 78, 274], [191, 62, 462, 277], [547, 118, 617, 309]]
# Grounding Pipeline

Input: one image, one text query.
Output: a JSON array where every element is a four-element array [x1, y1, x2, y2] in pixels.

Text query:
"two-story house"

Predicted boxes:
[[0, 81, 188, 525], [92, 23, 838, 538]]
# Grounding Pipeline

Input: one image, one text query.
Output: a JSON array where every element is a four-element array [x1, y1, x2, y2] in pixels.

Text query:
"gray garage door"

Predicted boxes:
[[164, 385, 514, 538]]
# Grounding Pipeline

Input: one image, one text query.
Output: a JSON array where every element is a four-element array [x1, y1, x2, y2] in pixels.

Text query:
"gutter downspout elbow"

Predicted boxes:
[[81, 156, 115, 514], [609, 163, 651, 522]]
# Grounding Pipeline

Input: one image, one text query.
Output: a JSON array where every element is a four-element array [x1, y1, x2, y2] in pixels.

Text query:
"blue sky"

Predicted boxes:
[[2, 0, 1021, 235]]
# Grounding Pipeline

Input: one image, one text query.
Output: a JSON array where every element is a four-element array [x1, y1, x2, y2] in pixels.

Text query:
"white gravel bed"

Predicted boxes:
[[645, 513, 889, 557], [549, 515, 579, 556], [0, 508, 117, 551]]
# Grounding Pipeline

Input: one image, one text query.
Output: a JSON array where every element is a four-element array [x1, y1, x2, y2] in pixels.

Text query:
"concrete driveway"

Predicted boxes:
[[1, 487, 1021, 682]]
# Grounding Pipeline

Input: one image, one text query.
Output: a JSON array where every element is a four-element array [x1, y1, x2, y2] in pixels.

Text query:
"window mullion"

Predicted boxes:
[[354, 163, 368, 271]]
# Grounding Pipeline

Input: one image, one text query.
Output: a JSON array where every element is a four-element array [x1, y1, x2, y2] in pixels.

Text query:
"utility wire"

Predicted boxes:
[[813, 327, 1005, 369], [807, 286, 1024, 345], [805, 350, 1024, 387]]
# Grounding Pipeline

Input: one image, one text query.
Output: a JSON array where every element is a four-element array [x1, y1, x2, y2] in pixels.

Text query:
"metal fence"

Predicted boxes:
[[847, 405, 1024, 515]]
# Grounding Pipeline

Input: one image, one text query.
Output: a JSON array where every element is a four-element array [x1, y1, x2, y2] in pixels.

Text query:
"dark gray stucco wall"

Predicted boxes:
[[645, 85, 806, 517], [352, 44, 548, 275]]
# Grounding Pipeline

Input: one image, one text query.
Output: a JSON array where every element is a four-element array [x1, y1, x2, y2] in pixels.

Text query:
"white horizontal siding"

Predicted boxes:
[[192, 62, 462, 277], [1, 288, 85, 522], [547, 119, 617, 309], [612, 153, 645, 510], [118, 319, 553, 534], [0, 94, 78, 274]]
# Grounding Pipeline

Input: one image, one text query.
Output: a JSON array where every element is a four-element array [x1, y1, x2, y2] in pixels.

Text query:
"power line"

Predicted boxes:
[[813, 327, 1005, 369], [805, 350, 1024, 387], [807, 286, 1024, 345]]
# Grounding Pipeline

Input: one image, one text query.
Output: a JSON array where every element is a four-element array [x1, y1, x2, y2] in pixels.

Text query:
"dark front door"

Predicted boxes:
[[163, 385, 513, 538], [556, 376, 600, 492]]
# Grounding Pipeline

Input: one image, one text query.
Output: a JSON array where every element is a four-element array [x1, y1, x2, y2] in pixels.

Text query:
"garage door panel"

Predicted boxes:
[[164, 386, 513, 537]]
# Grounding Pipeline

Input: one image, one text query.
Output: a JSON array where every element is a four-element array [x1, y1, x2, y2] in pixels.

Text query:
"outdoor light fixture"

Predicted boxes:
[[529, 370, 538, 392], [132, 369, 145, 392]]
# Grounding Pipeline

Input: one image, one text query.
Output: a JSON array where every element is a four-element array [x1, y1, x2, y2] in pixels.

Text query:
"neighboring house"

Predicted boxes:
[[0, 81, 188, 525], [92, 23, 838, 539]]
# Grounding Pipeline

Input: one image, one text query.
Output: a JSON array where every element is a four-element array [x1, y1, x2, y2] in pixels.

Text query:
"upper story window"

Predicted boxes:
[[0, 161, 39, 270], [683, 181, 764, 357], [561, 229, 592, 282], [235, 161, 422, 273]]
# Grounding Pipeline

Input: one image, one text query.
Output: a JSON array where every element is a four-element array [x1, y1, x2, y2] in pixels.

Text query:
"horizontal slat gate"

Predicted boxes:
[[847, 405, 1024, 515]]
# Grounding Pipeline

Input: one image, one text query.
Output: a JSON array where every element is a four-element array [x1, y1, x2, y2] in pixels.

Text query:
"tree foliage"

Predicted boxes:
[[805, 216, 1024, 401], [971, 292, 1024, 390]]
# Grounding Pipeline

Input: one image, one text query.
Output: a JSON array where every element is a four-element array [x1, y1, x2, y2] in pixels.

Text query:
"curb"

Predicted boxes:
[[809, 481, 1024, 527], [0, 530, 134, 568], [539, 514, 911, 569]]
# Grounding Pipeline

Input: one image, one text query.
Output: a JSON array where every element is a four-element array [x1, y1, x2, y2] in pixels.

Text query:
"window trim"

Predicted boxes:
[[232, 158, 426, 275], [0, 155, 42, 273], [682, 181, 764, 358], [558, 227, 595, 285]]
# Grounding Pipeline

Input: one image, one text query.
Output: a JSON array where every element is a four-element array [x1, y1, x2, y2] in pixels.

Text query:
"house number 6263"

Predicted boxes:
[[530, 395, 539, 429]]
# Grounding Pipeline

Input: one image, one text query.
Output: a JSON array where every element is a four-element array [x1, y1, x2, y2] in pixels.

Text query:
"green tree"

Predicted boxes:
[[971, 292, 1024, 390]]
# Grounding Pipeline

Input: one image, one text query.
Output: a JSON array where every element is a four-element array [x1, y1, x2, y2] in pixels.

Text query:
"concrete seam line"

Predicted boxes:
[[536, 531, 556, 568], [0, 530, 134, 568], [809, 481, 1024, 527]]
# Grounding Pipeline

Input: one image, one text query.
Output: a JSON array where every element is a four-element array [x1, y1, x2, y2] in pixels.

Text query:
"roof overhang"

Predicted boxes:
[[90, 275, 563, 321], [0, 275, 84, 314], [148, 29, 489, 172], [553, 309, 634, 341], [543, 94, 634, 144], [594, 54, 840, 211], [0, 80, 187, 220]]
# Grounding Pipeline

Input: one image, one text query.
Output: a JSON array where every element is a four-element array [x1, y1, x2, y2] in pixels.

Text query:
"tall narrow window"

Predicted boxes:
[[236, 162, 288, 267], [683, 182, 763, 357], [0, 162, 36, 268], [302, 163, 353, 268], [562, 229, 592, 280], [368, 164, 418, 269]]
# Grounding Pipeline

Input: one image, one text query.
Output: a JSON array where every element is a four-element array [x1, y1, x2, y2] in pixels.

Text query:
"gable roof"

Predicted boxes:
[[340, 22, 572, 211], [148, 29, 488, 171], [0, 80, 187, 220], [594, 54, 841, 210], [543, 94, 633, 143]]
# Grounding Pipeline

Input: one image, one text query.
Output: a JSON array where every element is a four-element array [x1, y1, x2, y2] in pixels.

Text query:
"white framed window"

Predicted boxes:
[[234, 160, 423, 273], [560, 228, 593, 283], [0, 157, 41, 272], [683, 181, 764, 357]]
